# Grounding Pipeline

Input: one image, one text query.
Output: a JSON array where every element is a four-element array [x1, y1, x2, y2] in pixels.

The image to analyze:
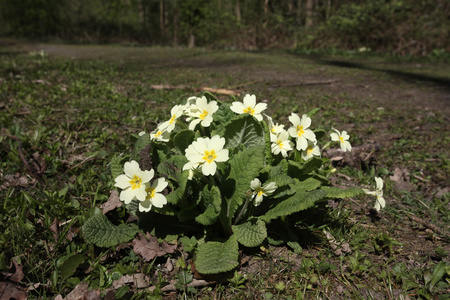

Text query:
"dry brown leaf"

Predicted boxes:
[[132, 233, 177, 262], [101, 190, 122, 214], [1, 258, 25, 283], [390, 167, 413, 192], [0, 282, 27, 300], [61, 282, 100, 300], [111, 273, 150, 289], [324, 230, 351, 256]]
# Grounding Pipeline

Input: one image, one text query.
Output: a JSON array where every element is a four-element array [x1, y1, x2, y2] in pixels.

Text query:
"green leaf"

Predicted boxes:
[[173, 130, 195, 155], [83, 214, 139, 247], [288, 157, 323, 178], [195, 185, 222, 226], [306, 108, 320, 117], [223, 114, 265, 149], [233, 218, 267, 247], [131, 133, 150, 161], [261, 189, 326, 221], [322, 186, 364, 199], [195, 236, 239, 274], [226, 146, 265, 222], [157, 155, 187, 180], [292, 177, 322, 193], [166, 170, 190, 205], [60, 254, 87, 280], [110, 155, 126, 179], [180, 236, 197, 252], [429, 261, 447, 291], [213, 102, 235, 128]]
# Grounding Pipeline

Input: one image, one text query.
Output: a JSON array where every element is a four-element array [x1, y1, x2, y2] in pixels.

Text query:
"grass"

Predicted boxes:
[[0, 40, 449, 299]]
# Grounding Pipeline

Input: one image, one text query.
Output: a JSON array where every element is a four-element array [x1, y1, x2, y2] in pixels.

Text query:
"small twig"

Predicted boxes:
[[406, 212, 445, 235], [336, 173, 352, 181]]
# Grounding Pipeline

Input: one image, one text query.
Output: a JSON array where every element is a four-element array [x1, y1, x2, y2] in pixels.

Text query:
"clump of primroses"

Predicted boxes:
[[114, 93, 384, 212]]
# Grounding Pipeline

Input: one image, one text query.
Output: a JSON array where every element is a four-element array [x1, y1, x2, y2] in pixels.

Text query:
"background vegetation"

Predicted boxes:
[[0, 0, 449, 56]]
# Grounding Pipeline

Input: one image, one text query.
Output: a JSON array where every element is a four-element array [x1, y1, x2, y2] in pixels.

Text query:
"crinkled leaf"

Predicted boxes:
[[233, 218, 267, 248], [157, 155, 187, 180], [131, 133, 150, 161], [269, 174, 295, 198], [223, 114, 265, 149], [195, 235, 239, 274], [173, 130, 195, 155], [226, 146, 265, 222], [195, 185, 222, 226], [261, 189, 326, 221], [322, 186, 364, 199], [166, 170, 190, 205], [83, 214, 139, 247], [110, 155, 127, 179], [213, 102, 235, 130], [292, 177, 322, 193]]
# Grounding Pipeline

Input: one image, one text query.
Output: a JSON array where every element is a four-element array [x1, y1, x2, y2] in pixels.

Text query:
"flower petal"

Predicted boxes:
[[120, 188, 136, 204], [139, 199, 152, 212], [115, 174, 131, 189], [151, 193, 168, 208], [201, 161, 217, 176], [154, 178, 168, 192], [124, 160, 139, 177], [230, 102, 246, 114], [243, 94, 256, 108]]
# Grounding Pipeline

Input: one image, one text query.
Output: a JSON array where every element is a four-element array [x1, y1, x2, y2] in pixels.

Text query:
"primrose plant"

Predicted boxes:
[[84, 92, 385, 275]]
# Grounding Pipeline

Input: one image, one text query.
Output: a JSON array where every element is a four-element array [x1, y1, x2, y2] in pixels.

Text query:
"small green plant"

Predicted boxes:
[[83, 92, 385, 275]]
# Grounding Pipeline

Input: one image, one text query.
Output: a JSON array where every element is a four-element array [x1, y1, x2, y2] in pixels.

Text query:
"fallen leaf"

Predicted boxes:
[[390, 167, 413, 192], [324, 230, 351, 256], [111, 273, 150, 289], [0, 282, 27, 300], [132, 233, 177, 262], [101, 190, 122, 214], [62, 282, 99, 300], [1, 258, 25, 283]]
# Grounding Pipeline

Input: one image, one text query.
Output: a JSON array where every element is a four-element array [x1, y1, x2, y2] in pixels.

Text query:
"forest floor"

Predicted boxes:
[[0, 39, 449, 299]]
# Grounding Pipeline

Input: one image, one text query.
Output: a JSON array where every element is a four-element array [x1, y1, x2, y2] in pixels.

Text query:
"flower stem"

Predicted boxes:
[[233, 193, 253, 225]]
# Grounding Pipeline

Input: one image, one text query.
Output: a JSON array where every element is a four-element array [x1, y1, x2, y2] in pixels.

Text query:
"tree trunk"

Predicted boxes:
[[235, 0, 241, 23], [305, 0, 313, 27], [159, 0, 165, 40]]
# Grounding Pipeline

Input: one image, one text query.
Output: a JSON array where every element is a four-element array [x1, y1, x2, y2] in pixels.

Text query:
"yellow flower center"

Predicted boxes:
[[256, 188, 265, 197], [307, 147, 313, 154], [146, 187, 156, 199], [277, 140, 284, 147], [339, 136, 344, 143], [202, 150, 217, 163], [169, 114, 176, 124], [155, 131, 162, 137], [199, 110, 208, 120], [296, 125, 305, 137], [243, 106, 255, 115], [129, 175, 142, 190]]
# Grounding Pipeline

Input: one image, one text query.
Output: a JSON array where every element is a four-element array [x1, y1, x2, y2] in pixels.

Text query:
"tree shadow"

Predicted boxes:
[[313, 58, 450, 93]]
